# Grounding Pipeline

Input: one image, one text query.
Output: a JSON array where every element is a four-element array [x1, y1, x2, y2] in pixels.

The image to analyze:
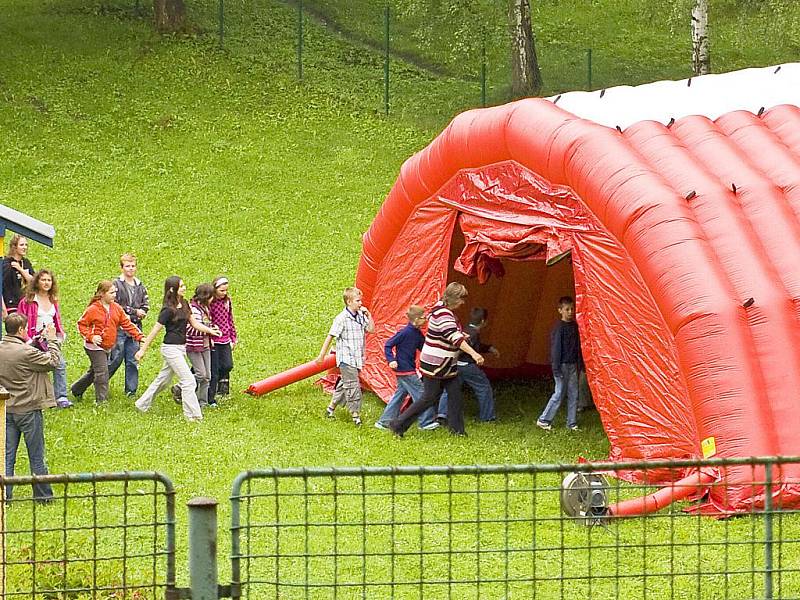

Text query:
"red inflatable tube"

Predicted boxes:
[[608, 471, 716, 517], [246, 354, 337, 396]]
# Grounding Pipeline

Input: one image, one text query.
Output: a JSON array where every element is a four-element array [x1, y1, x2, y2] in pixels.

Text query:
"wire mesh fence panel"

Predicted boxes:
[[230, 459, 800, 600], [2, 472, 176, 599]]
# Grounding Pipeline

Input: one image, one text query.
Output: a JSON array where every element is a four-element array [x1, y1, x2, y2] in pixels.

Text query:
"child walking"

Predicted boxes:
[[316, 287, 375, 426], [72, 281, 144, 405], [537, 296, 583, 431], [108, 253, 150, 397], [185, 283, 215, 408], [17, 269, 71, 408], [374, 305, 439, 431], [451, 307, 499, 422], [208, 276, 237, 406], [389, 282, 484, 437], [134, 276, 220, 421]]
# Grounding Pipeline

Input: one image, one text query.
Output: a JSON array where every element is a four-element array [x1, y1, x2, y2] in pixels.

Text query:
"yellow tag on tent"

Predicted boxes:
[[701, 437, 717, 458]]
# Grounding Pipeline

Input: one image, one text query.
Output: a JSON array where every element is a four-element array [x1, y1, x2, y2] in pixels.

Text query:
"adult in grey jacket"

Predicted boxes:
[[0, 312, 61, 502]]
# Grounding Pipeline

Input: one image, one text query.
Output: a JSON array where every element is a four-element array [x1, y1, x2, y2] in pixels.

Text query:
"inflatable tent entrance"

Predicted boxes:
[[353, 64, 800, 516]]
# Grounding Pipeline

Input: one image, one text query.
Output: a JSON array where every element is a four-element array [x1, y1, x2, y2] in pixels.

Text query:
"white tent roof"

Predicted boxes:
[[549, 63, 800, 129]]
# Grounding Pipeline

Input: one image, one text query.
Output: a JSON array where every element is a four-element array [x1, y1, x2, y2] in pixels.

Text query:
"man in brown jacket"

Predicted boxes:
[[0, 312, 61, 502]]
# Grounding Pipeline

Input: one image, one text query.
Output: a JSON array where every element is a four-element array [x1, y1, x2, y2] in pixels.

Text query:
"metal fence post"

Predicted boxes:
[[481, 28, 487, 107], [297, 0, 304, 81], [188, 497, 219, 600], [383, 4, 390, 116], [764, 460, 774, 599], [218, 0, 224, 49], [587, 48, 593, 90]]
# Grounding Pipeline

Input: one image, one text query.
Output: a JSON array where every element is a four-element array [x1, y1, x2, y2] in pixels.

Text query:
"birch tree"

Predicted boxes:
[[509, 0, 543, 97], [691, 0, 710, 75]]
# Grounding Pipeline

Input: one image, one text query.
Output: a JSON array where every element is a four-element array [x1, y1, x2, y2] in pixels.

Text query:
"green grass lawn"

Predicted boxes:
[[2, 0, 800, 596]]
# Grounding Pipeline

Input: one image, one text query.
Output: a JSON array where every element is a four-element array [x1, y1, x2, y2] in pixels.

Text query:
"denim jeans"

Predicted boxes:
[[538, 363, 579, 429], [457, 363, 495, 421], [377, 374, 436, 428], [188, 349, 211, 407], [52, 354, 68, 400], [5, 410, 54, 501], [108, 330, 140, 396], [438, 363, 494, 421]]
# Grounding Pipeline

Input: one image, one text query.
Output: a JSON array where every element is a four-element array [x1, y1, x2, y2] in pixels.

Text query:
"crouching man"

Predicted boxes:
[[0, 313, 62, 502]]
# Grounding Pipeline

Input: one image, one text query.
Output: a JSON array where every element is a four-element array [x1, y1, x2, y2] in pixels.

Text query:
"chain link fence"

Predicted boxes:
[[2, 472, 176, 599], [230, 458, 800, 599]]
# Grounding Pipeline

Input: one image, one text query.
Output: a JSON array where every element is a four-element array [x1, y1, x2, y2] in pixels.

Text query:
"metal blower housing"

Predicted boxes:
[[560, 472, 610, 525]]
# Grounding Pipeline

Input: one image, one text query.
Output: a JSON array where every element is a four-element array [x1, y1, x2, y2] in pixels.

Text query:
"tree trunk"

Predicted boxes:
[[691, 0, 710, 75], [509, 0, 543, 98], [154, 0, 186, 33]]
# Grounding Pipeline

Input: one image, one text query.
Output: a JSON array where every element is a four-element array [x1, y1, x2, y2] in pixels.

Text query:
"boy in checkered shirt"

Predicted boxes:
[[316, 287, 375, 426]]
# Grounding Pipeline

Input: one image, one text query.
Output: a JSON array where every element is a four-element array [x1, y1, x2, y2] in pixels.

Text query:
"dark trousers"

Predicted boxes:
[[209, 343, 233, 404], [390, 375, 465, 435], [71, 348, 110, 403], [5, 410, 54, 501]]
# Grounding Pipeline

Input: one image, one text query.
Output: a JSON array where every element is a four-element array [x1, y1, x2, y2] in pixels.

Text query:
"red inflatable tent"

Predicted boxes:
[[355, 64, 800, 514]]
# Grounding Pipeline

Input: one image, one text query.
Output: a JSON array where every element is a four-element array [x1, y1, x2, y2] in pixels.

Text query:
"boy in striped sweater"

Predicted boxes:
[[389, 282, 484, 437]]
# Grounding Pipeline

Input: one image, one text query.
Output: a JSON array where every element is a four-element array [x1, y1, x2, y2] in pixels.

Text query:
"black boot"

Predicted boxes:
[[219, 379, 230, 396]]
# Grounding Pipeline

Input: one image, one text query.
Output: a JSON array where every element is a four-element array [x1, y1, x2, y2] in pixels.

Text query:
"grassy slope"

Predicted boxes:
[[2, 0, 799, 592]]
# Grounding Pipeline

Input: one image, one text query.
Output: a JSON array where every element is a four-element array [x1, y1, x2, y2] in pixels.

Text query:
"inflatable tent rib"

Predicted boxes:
[[356, 64, 800, 515]]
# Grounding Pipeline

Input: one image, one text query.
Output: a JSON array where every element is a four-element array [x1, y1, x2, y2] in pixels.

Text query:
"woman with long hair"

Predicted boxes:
[[3, 234, 35, 313], [17, 269, 71, 408], [73, 280, 144, 405], [134, 276, 220, 421]]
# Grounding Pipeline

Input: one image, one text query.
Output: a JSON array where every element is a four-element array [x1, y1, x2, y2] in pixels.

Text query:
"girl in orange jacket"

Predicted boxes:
[[71, 280, 144, 405]]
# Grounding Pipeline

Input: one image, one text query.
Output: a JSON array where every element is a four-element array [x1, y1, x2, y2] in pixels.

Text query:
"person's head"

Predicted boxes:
[[407, 305, 426, 329], [119, 253, 138, 279], [192, 282, 215, 306], [213, 276, 229, 300], [28, 269, 58, 303], [343, 287, 363, 311], [557, 296, 575, 321], [90, 280, 116, 306], [163, 276, 186, 309], [4, 313, 28, 339], [469, 307, 488, 327], [442, 282, 468, 309], [5, 234, 28, 259]]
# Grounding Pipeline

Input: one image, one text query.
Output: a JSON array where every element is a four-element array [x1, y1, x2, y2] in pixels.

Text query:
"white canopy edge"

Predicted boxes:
[[548, 63, 800, 129], [0, 204, 55, 243]]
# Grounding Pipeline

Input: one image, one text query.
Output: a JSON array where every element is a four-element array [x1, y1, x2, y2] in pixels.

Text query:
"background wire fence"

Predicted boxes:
[[230, 458, 800, 600], [77, 0, 800, 122], [2, 472, 176, 599]]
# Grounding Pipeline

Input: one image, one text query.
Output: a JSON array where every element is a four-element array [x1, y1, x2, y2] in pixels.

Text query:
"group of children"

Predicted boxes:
[[5, 232, 586, 430], [2, 237, 238, 422], [320, 283, 585, 436]]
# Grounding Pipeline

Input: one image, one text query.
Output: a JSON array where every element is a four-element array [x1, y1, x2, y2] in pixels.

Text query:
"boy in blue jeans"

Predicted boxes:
[[374, 305, 439, 431], [537, 296, 583, 431], [438, 307, 499, 423]]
